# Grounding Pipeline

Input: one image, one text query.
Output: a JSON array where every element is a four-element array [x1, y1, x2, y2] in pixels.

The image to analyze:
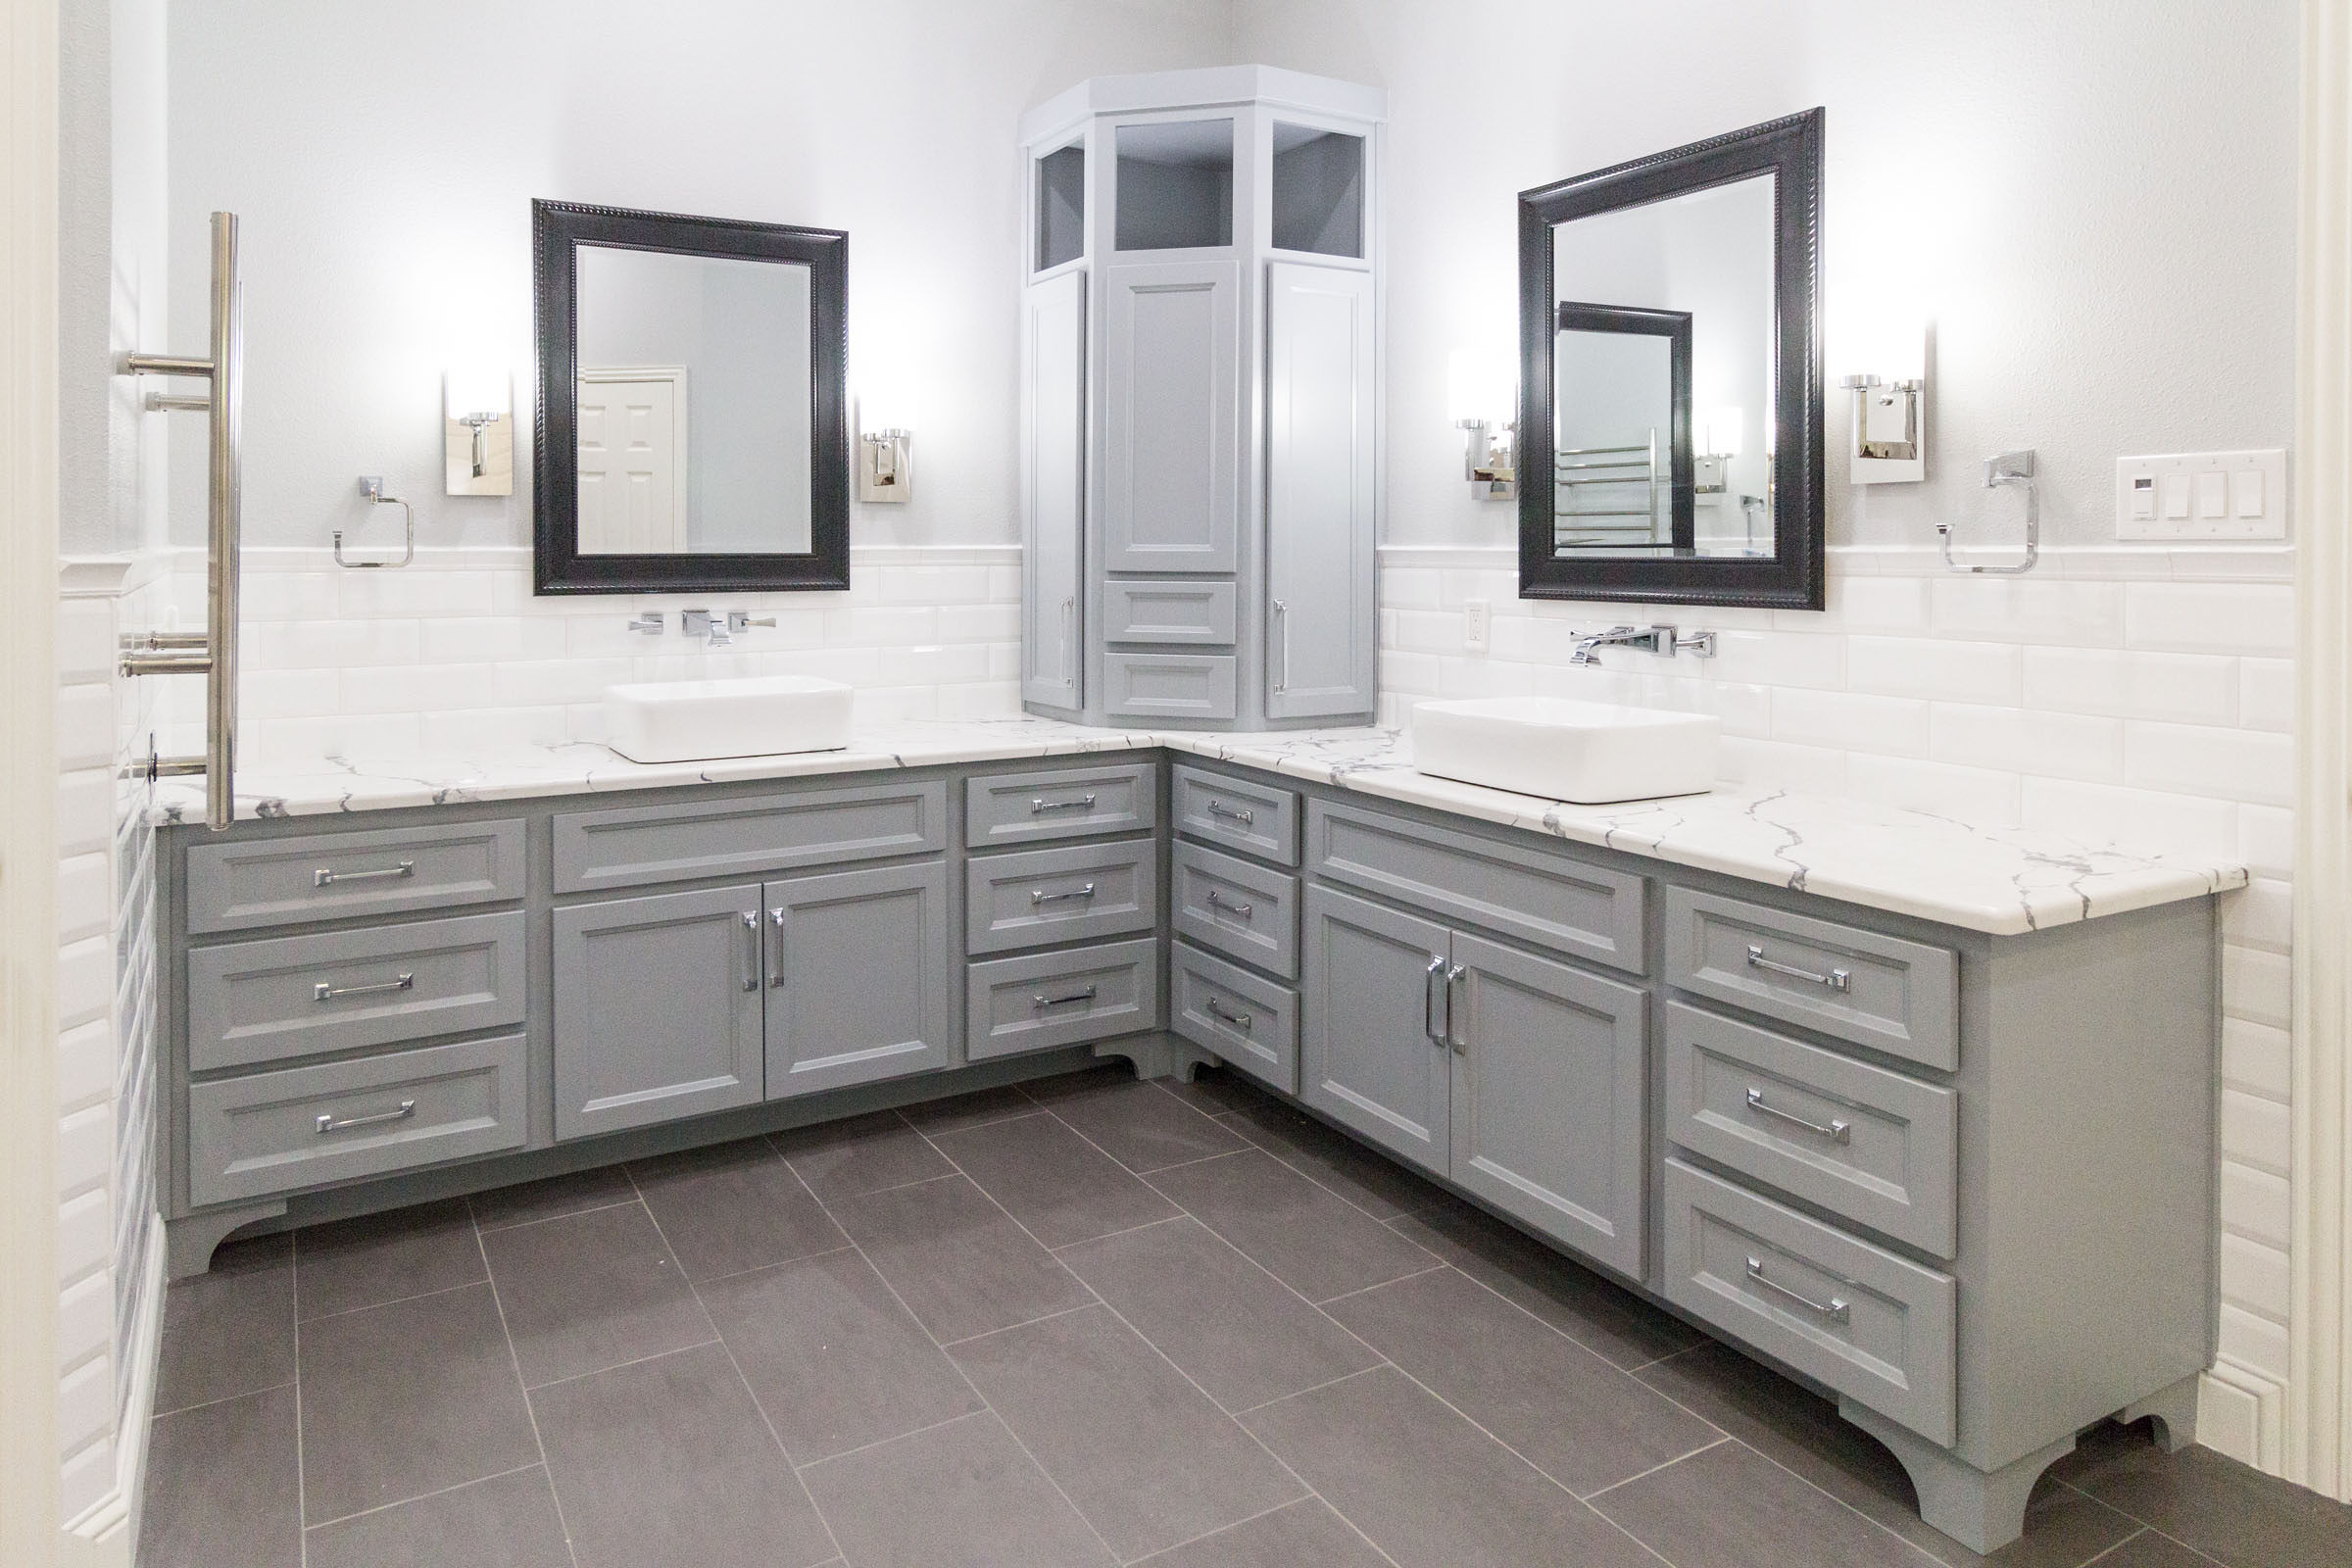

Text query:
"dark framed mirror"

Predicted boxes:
[[1518, 108, 1824, 609], [533, 200, 850, 595]]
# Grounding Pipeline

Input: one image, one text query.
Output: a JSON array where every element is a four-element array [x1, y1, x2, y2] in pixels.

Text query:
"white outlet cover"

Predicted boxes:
[[2115, 449, 2287, 541], [1464, 598, 1491, 654]]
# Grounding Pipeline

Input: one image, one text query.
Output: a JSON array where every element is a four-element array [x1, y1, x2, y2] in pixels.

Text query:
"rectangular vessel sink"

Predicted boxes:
[[1412, 696, 1719, 804], [606, 675, 854, 763]]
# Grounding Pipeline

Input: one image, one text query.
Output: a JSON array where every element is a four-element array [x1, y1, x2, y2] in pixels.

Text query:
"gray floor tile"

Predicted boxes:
[[1145, 1149, 1438, 1302], [1214, 1097, 1449, 1222], [1327, 1264, 1722, 1494], [297, 1282, 541, 1525], [304, 1464, 571, 1568], [1035, 1076, 1249, 1173], [2078, 1531, 2222, 1567], [2056, 1420, 2352, 1568], [479, 1200, 711, 1388], [1242, 1366, 1656, 1568], [929, 1110, 1179, 1247], [628, 1135, 847, 1281], [702, 1249, 983, 1463], [296, 1198, 483, 1321], [152, 1233, 293, 1415], [949, 1303, 1305, 1559], [531, 1341, 835, 1568], [467, 1163, 639, 1231], [799, 1410, 1115, 1568], [828, 1173, 1094, 1344], [137, 1385, 301, 1568], [1154, 1065, 1275, 1117], [1132, 1498, 1393, 1567], [776, 1108, 956, 1198], [1590, 1437, 1934, 1568], [898, 1083, 1046, 1134], [1055, 1215, 1379, 1412]]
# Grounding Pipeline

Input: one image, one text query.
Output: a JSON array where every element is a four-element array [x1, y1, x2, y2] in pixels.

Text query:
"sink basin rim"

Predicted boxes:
[[605, 673, 855, 764], [1411, 696, 1720, 805]]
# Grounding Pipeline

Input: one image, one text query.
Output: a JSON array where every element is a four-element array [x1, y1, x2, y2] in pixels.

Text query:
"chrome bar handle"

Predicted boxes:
[[1745, 944, 1851, 994], [1030, 883, 1097, 906], [741, 910, 760, 993], [314, 860, 416, 888], [317, 1101, 416, 1136], [1446, 962, 1468, 1054], [768, 907, 788, 989], [1034, 986, 1099, 1008], [1744, 1256, 1850, 1322], [1203, 997, 1252, 1031], [1206, 800, 1254, 825], [1744, 1087, 1852, 1144], [1272, 599, 1291, 693], [313, 973, 415, 1004], [1060, 597, 1075, 685], [1423, 955, 1449, 1045], [1204, 889, 1252, 920], [1030, 794, 1097, 814]]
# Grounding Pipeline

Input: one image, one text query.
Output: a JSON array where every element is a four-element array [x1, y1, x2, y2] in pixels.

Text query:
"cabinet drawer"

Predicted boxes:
[[1662, 1157, 1956, 1446], [1171, 941, 1298, 1095], [1307, 800, 1647, 975], [1664, 889, 1958, 1070], [965, 939, 1161, 1061], [1104, 579, 1237, 646], [966, 839, 1158, 955], [966, 762, 1158, 848], [187, 819, 525, 935], [188, 911, 526, 1073], [187, 1033, 528, 1207], [1172, 841, 1298, 979], [553, 780, 947, 895], [1665, 1003, 1958, 1257], [1171, 765, 1298, 866], [1103, 652, 1238, 721]]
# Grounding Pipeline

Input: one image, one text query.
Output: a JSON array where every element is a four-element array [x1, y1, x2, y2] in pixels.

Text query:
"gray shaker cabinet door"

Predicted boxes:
[[1446, 931, 1649, 1280], [1264, 262, 1376, 720], [1300, 885, 1449, 1176], [1102, 259, 1240, 572], [553, 885, 765, 1141], [1022, 270, 1086, 710], [763, 861, 951, 1100]]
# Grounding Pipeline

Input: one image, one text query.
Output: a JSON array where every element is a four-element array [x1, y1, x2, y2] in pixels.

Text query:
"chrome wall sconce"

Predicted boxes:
[[857, 390, 914, 504], [1695, 405, 1743, 494], [444, 368, 514, 496], [1448, 349, 1516, 501], [1837, 317, 1927, 484]]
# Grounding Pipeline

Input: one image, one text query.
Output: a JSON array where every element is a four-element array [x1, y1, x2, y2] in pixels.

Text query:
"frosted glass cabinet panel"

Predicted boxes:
[[1272, 123, 1365, 258], [1115, 120, 1235, 251]]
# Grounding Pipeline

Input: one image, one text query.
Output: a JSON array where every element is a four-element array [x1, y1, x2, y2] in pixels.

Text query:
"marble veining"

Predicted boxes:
[[150, 720, 2247, 937]]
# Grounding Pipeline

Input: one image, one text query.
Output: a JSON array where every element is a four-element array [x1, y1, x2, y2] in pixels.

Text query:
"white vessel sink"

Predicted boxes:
[[605, 675, 854, 763], [1412, 696, 1719, 804]]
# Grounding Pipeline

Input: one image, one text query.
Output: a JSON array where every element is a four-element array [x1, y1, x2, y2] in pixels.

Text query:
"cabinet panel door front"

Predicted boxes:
[[554, 885, 764, 1141], [1022, 270, 1086, 709], [1447, 932, 1649, 1280], [1264, 262, 1375, 719], [765, 862, 951, 1099], [1102, 260, 1240, 572], [1300, 885, 1449, 1175]]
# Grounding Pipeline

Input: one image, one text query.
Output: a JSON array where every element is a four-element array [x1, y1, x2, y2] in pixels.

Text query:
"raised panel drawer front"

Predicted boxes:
[[1103, 652, 1239, 721], [966, 762, 1158, 848], [1172, 840, 1300, 979], [188, 819, 526, 935], [1307, 801, 1648, 975], [1665, 1003, 1959, 1257], [966, 839, 1158, 956], [1663, 1156, 1957, 1446], [1664, 888, 1959, 1070], [187, 1033, 528, 1207], [1170, 941, 1299, 1094], [187, 911, 526, 1073], [1103, 579, 1238, 646], [965, 938, 1161, 1061], [1171, 764, 1298, 866], [552, 780, 947, 894]]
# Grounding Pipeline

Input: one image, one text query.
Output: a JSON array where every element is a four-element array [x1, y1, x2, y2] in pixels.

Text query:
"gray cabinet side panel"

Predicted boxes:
[[1264, 261, 1375, 719], [1102, 260, 1241, 572], [765, 861, 953, 1098], [1022, 270, 1087, 710]]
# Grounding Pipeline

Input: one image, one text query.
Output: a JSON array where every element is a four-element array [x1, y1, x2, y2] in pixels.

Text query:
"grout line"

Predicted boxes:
[[471, 1205, 584, 1568], [1047, 1212, 1193, 1252], [890, 1101, 1050, 1137], [683, 1243, 858, 1292], [2076, 1527, 2153, 1566], [301, 1461, 549, 1533], [1200, 1106, 1459, 1239], [792, 1407, 996, 1475], [937, 1300, 1104, 1348], [148, 1377, 299, 1422], [1120, 1495, 1310, 1565], [519, 1336, 723, 1395], [1311, 1262, 1450, 1307], [295, 1275, 491, 1327], [468, 1194, 644, 1235], [1578, 1435, 1734, 1502], [1626, 1341, 1709, 1375], [791, 1168, 966, 1204], [1226, 1364, 1393, 1419], [290, 1228, 309, 1566]]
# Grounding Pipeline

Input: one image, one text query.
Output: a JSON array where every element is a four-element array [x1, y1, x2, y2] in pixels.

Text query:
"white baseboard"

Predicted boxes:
[[59, 1217, 167, 1567], [2199, 1357, 2288, 1472]]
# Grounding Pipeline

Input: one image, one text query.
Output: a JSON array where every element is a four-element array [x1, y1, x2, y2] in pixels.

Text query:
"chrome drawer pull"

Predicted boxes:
[[1030, 794, 1097, 814], [1206, 800, 1254, 825], [314, 859, 416, 888], [313, 972, 414, 1004], [1031, 882, 1098, 906], [1034, 985, 1099, 1008], [1745, 944, 1851, 994], [1424, 955, 1449, 1045], [317, 1100, 416, 1135], [1744, 1087, 1852, 1144], [768, 907, 788, 989], [1203, 997, 1253, 1031], [1204, 888, 1252, 919], [1744, 1256, 1850, 1322], [1446, 961, 1468, 1055], [741, 910, 760, 993]]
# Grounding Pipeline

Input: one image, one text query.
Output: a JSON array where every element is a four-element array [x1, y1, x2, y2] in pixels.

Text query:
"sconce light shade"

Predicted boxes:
[[444, 366, 511, 421], [1702, 406, 1744, 459], [1836, 312, 1928, 485], [1446, 348, 1511, 429], [444, 368, 514, 496]]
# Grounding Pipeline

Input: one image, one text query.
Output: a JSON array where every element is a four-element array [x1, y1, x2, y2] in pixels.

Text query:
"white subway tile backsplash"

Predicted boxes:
[[2126, 582, 2296, 656], [2125, 721, 2293, 807], [423, 615, 569, 664], [2219, 1302, 2290, 1382], [1842, 755, 2022, 826], [2240, 806, 2294, 880], [337, 569, 498, 618], [2224, 1018, 2293, 1101], [1770, 688, 1931, 756], [55, 599, 115, 683], [2022, 647, 2239, 725], [1930, 705, 2124, 783], [2238, 658, 2292, 733], [2225, 945, 2292, 1030], [57, 854, 109, 946], [2223, 1161, 2291, 1250], [1717, 736, 1851, 794], [2223, 1088, 2291, 1177], [1847, 637, 2021, 704], [493, 658, 638, 708], [339, 663, 501, 715], [2017, 777, 2240, 859], [1710, 628, 1846, 690], [2223, 877, 2293, 951], [1929, 577, 2126, 646], [2221, 1233, 2291, 1322]]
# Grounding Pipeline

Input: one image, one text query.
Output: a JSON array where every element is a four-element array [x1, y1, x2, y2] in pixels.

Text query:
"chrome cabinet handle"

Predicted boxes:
[[1744, 1256, 1850, 1322], [1745, 944, 1851, 994], [1206, 800, 1254, 826], [1060, 597, 1075, 685], [1445, 962, 1468, 1054], [741, 910, 760, 993], [1204, 888, 1252, 920], [1423, 955, 1449, 1045], [1744, 1086, 1852, 1144], [1034, 985, 1099, 1008], [314, 859, 416, 888], [313, 972, 414, 1004], [1203, 997, 1252, 1031], [768, 908, 788, 989], [1272, 599, 1291, 693], [1031, 794, 1097, 814], [1031, 882, 1098, 906], [317, 1100, 416, 1135]]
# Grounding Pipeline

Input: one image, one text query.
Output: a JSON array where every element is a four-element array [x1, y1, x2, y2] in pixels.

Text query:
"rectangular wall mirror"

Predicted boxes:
[[533, 200, 849, 594], [1518, 109, 1824, 609]]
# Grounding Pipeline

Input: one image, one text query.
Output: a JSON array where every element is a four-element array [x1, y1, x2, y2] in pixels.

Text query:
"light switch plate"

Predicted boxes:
[[1464, 598, 1491, 654], [2115, 449, 2287, 540]]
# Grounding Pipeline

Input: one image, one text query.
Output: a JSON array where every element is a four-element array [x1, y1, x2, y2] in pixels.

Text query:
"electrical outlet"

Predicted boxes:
[[1464, 598, 1491, 654], [2115, 450, 2287, 540]]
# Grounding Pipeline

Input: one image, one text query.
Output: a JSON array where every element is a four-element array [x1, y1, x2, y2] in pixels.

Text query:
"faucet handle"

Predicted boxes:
[[726, 612, 778, 635], [626, 612, 664, 636]]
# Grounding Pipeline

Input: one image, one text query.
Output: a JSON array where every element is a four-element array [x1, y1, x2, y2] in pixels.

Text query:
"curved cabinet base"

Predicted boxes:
[[1841, 1401, 2076, 1555]]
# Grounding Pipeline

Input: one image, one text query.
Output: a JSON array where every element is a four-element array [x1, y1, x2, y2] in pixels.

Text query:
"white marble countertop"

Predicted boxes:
[[150, 718, 2247, 937]]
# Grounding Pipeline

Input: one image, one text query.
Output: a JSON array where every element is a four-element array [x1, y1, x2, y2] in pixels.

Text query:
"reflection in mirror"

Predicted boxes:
[[1552, 304, 1690, 552], [574, 246, 813, 556]]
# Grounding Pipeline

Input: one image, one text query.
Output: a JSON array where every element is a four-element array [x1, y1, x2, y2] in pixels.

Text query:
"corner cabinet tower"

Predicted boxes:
[[1019, 67, 1383, 730]]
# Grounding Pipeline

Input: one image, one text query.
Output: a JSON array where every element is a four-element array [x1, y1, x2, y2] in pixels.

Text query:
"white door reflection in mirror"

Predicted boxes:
[[576, 368, 686, 554]]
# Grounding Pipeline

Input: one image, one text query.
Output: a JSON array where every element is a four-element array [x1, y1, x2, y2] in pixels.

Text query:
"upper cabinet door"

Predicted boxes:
[[763, 861, 951, 1101], [1264, 262, 1376, 719], [1021, 270, 1087, 710], [1102, 260, 1240, 573]]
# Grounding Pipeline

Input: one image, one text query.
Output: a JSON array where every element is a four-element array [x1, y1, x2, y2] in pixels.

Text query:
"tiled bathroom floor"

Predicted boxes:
[[138, 1063, 2350, 1568]]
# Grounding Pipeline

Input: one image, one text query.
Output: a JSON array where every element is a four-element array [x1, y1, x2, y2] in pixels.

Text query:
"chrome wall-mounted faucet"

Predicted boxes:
[[1569, 624, 1719, 666], [682, 609, 729, 647]]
